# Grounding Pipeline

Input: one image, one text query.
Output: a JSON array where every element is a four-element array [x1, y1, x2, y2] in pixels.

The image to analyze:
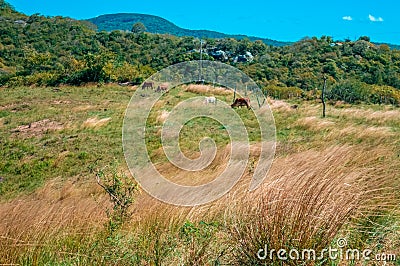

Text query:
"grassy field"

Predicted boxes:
[[0, 84, 399, 265]]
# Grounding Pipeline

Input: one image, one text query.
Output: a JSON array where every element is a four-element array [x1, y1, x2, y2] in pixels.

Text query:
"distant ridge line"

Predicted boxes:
[[86, 13, 292, 47]]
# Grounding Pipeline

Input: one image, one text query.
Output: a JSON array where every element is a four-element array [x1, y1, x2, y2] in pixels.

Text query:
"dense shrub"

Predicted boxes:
[[370, 85, 400, 105], [326, 80, 370, 103], [265, 85, 303, 99], [327, 80, 400, 106]]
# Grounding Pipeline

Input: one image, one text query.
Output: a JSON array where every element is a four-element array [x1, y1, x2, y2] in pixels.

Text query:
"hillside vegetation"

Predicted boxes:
[[1, 0, 400, 106], [86, 13, 291, 46]]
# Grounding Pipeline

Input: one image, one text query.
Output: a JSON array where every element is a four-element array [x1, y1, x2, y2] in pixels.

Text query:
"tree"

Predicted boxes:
[[96, 162, 138, 233], [131, 22, 146, 34], [359, 36, 370, 42], [353, 40, 370, 56], [321, 75, 327, 117], [0, 0, 15, 13], [322, 60, 338, 79]]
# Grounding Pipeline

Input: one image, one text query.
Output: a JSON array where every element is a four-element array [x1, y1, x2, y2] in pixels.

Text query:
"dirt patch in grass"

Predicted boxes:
[[0, 102, 32, 112], [11, 119, 64, 137], [51, 100, 72, 105]]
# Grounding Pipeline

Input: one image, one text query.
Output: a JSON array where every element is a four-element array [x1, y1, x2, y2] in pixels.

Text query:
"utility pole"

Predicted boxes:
[[322, 75, 327, 118], [199, 39, 203, 83]]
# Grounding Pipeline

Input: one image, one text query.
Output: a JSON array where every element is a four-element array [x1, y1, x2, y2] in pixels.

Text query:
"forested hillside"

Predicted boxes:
[[1, 0, 400, 105], [87, 13, 291, 46]]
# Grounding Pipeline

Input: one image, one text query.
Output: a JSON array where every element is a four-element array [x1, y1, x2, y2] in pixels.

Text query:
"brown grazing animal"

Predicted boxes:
[[155, 84, 168, 93], [142, 81, 154, 90], [231, 98, 250, 109]]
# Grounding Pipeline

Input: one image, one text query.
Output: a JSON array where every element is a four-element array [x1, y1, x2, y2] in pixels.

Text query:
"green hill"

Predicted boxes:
[[86, 13, 291, 46], [1, 0, 400, 106]]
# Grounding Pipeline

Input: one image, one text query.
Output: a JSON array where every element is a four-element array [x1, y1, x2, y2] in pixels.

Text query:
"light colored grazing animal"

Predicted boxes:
[[204, 96, 217, 104]]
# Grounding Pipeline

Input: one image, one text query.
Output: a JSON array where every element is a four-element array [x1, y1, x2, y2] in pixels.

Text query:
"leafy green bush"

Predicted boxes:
[[5, 76, 25, 87], [327, 80, 370, 103], [24, 72, 58, 86], [370, 85, 400, 105], [96, 163, 138, 233], [327, 80, 400, 106]]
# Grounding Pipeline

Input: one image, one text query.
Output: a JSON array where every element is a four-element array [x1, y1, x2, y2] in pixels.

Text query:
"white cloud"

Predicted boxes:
[[369, 14, 383, 22], [342, 16, 353, 21]]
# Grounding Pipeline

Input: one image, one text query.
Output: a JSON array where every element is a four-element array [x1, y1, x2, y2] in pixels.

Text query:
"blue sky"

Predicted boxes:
[[6, 0, 400, 44]]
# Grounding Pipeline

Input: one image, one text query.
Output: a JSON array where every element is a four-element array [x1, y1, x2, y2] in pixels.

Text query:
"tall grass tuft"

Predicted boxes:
[[225, 145, 394, 265]]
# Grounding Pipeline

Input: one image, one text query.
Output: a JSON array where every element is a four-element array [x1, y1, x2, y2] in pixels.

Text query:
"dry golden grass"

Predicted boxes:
[[1, 90, 399, 264], [295, 116, 336, 130], [295, 114, 395, 142], [126, 142, 398, 264], [223, 145, 397, 265], [133, 142, 395, 220], [331, 107, 400, 123], [71, 104, 97, 112], [0, 177, 109, 263], [184, 84, 233, 96], [268, 98, 293, 112], [156, 110, 170, 124], [83, 117, 111, 128], [151, 144, 231, 186], [1, 138, 396, 264], [330, 125, 395, 140]]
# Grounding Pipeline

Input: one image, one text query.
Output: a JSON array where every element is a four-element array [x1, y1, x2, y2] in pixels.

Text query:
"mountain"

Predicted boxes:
[[86, 13, 291, 47], [373, 42, 400, 51]]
